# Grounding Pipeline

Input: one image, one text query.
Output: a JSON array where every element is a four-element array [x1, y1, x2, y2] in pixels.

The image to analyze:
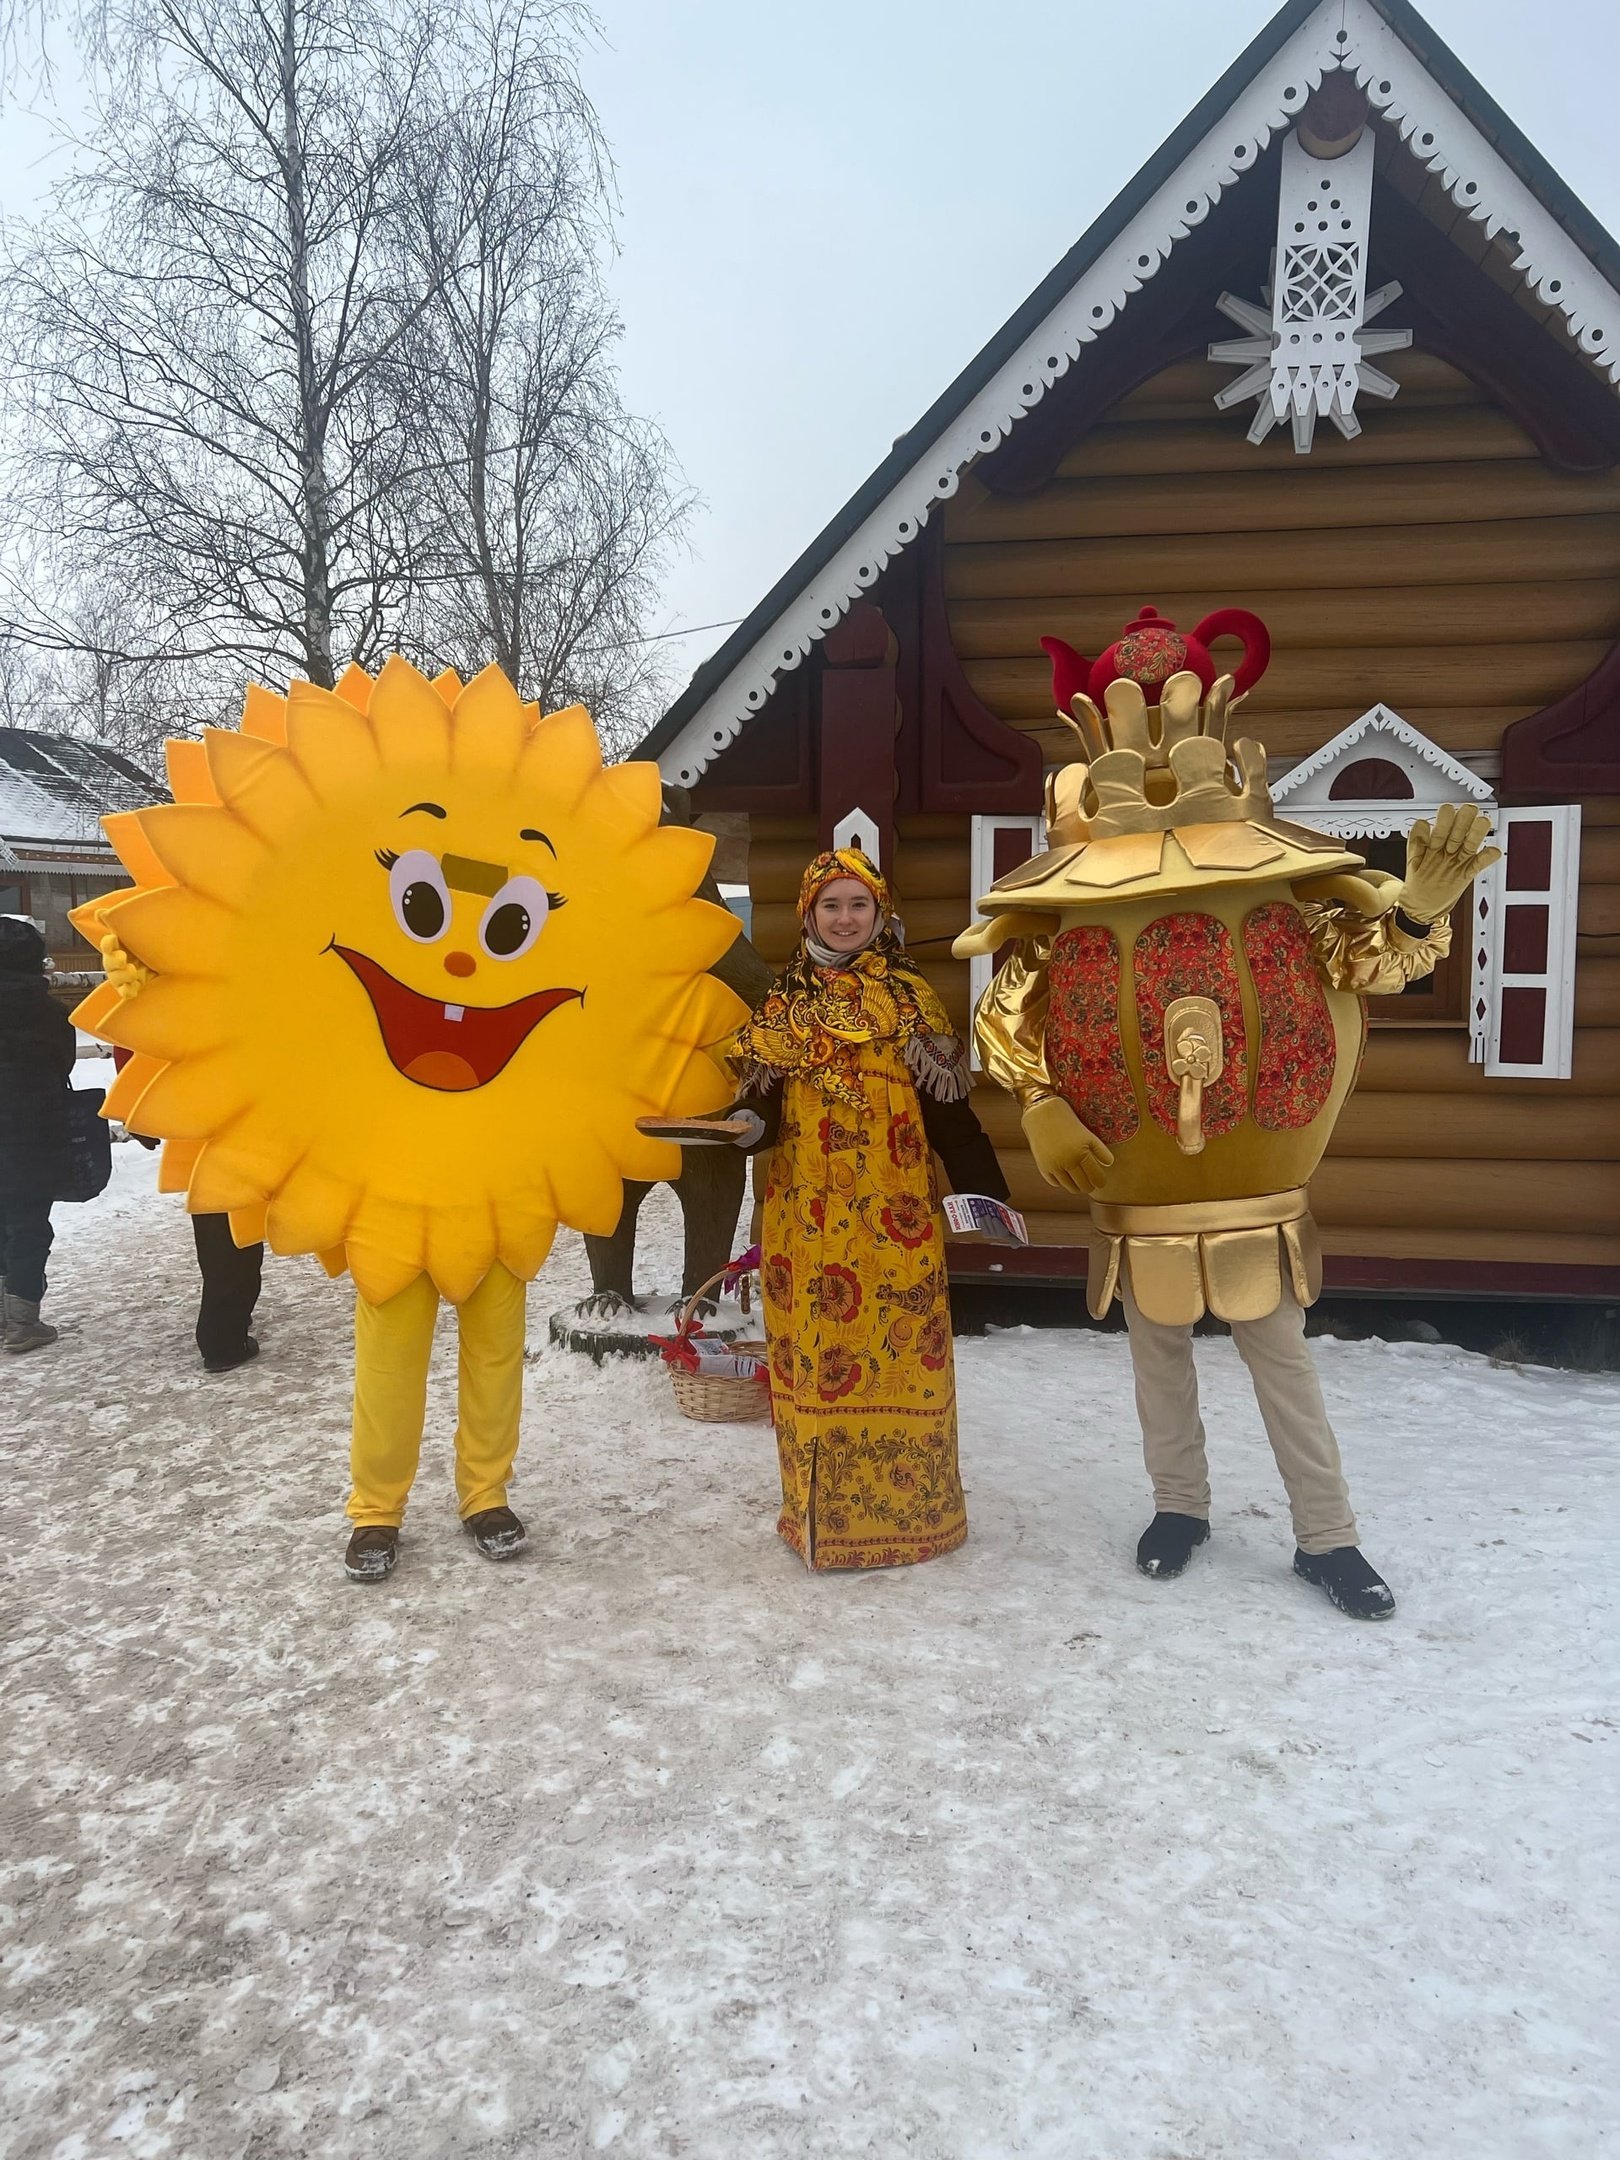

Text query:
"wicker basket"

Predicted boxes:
[[664, 1265, 770, 1423]]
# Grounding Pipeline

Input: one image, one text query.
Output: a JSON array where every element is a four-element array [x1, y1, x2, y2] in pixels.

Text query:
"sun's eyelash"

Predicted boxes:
[[547, 891, 567, 910], [375, 848, 400, 870]]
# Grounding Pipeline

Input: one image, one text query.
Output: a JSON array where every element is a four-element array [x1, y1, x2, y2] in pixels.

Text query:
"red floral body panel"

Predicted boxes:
[[1132, 912, 1249, 1141], [1244, 902, 1337, 1130], [1046, 926, 1140, 1142]]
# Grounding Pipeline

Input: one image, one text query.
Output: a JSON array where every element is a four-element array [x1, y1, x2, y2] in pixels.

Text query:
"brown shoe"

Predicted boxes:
[[463, 1507, 528, 1561], [344, 1525, 399, 1582]]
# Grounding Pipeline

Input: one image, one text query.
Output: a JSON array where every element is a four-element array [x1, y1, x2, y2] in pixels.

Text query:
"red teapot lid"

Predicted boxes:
[[1042, 604, 1271, 710]]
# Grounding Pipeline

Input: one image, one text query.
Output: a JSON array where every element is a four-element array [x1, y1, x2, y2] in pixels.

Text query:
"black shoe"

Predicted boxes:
[[1293, 1546, 1395, 1620], [202, 1336, 259, 1374], [1136, 1512, 1211, 1579], [344, 1525, 399, 1582], [463, 1506, 528, 1562]]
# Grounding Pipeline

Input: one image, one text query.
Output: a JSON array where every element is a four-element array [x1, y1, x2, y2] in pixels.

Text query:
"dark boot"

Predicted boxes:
[[1294, 1546, 1395, 1620], [3, 1296, 58, 1354], [1136, 1512, 1210, 1579], [463, 1507, 528, 1561], [203, 1336, 259, 1375], [344, 1525, 399, 1583]]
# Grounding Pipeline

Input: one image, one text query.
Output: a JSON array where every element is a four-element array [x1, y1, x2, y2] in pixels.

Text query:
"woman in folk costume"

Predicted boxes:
[[730, 848, 1007, 1571]]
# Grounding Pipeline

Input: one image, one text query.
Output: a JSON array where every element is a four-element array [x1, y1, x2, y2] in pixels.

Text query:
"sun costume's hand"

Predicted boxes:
[[1022, 1092, 1114, 1195], [99, 935, 153, 1002], [67, 658, 744, 1305], [1399, 803, 1502, 925]]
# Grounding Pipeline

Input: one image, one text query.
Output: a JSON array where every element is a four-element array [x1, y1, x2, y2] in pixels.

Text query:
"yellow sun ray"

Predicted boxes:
[[592, 758, 663, 833], [105, 885, 238, 976], [265, 1158, 359, 1257], [98, 814, 175, 893], [103, 1049, 165, 1125], [98, 976, 229, 1061], [157, 1138, 204, 1194], [165, 737, 220, 807], [447, 666, 527, 780], [228, 1204, 269, 1246], [284, 683, 381, 804], [368, 656, 452, 768], [334, 662, 375, 713], [135, 805, 267, 908], [516, 704, 601, 813], [241, 683, 289, 744]]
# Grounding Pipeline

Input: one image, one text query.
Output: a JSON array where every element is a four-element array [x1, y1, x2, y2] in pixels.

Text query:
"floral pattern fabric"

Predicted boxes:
[[1131, 911, 1249, 1142], [761, 1034, 967, 1571], [1243, 903, 1337, 1130], [1045, 925, 1140, 1143]]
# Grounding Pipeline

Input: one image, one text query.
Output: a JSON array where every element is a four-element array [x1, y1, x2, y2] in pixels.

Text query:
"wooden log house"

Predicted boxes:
[[643, 0, 1620, 1305]]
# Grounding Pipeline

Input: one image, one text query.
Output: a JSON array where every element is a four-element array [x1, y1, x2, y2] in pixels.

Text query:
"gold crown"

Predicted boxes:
[[1046, 668, 1271, 843]]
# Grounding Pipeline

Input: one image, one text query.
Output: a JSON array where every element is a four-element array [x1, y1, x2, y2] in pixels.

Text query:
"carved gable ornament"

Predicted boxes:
[[1270, 706, 1494, 837], [1211, 128, 1413, 453]]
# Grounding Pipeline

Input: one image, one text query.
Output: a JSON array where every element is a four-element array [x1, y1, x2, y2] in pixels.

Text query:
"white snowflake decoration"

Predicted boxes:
[[1210, 129, 1411, 452]]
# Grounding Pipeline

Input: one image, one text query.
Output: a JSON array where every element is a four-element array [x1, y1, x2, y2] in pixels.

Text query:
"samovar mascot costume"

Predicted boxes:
[[955, 607, 1499, 1619], [72, 660, 743, 1581]]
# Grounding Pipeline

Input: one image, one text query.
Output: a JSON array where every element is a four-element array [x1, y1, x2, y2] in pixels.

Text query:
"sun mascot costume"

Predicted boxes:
[[71, 658, 744, 1580]]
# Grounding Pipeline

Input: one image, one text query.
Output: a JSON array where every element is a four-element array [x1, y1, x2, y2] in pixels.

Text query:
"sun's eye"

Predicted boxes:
[[388, 849, 451, 943], [478, 874, 551, 961]]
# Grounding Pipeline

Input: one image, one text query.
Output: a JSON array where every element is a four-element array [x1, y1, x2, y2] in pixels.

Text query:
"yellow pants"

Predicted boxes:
[[347, 1265, 527, 1528]]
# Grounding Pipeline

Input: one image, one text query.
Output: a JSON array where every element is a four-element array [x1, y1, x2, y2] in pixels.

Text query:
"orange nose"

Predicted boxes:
[[444, 950, 476, 978]]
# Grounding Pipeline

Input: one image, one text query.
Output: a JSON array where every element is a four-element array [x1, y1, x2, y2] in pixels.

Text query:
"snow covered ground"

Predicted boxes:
[[2, 1145, 1616, 2160]]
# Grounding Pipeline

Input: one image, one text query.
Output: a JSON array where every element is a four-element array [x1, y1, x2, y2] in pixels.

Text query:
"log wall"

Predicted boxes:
[[942, 348, 1620, 767], [741, 352, 1620, 1283]]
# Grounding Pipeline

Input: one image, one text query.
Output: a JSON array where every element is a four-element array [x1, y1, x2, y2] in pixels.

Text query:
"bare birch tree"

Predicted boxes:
[[394, 0, 691, 752], [0, 0, 689, 757], [0, 0, 459, 701]]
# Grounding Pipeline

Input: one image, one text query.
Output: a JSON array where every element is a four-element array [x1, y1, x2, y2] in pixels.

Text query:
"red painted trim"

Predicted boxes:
[[691, 663, 816, 814], [946, 1241, 1620, 1301], [1501, 637, 1620, 797], [818, 602, 898, 863]]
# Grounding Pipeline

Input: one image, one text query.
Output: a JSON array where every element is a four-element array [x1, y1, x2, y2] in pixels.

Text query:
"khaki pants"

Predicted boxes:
[[1121, 1281, 1357, 1555], [347, 1265, 527, 1528]]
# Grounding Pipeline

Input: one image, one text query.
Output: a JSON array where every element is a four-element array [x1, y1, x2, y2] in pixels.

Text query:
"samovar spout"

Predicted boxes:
[[1163, 996, 1225, 1157]]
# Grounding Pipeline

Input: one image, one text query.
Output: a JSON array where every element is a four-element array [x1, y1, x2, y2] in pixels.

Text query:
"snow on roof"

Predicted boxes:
[[0, 729, 160, 850]]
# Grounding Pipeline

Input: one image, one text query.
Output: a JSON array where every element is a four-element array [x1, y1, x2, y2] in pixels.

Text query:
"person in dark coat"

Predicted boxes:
[[0, 916, 75, 1352], [109, 1040, 263, 1372]]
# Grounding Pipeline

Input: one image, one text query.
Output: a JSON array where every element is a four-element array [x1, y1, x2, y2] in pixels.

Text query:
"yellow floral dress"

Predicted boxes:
[[758, 1024, 967, 1571]]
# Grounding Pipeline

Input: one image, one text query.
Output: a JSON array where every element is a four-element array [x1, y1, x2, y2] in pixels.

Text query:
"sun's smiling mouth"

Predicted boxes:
[[334, 945, 582, 1091]]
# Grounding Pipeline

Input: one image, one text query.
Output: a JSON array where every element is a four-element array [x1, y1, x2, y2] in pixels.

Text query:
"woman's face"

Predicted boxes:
[[811, 877, 879, 953]]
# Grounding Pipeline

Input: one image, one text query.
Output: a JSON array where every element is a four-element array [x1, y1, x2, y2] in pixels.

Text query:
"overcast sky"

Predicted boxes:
[[3, 0, 1615, 704]]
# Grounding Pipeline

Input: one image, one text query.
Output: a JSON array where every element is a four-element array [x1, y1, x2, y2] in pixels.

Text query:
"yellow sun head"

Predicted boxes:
[[71, 659, 743, 1304]]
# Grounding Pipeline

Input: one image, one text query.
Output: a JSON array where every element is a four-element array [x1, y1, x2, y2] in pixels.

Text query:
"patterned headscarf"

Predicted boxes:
[[796, 847, 891, 926], [731, 848, 969, 1109]]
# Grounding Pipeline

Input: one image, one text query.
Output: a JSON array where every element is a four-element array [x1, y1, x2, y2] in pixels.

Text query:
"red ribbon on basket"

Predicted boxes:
[[648, 1332, 703, 1372], [724, 1244, 760, 1294]]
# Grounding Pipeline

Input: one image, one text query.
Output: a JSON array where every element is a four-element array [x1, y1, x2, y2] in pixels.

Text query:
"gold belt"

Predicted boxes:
[[1090, 1188, 1309, 1239]]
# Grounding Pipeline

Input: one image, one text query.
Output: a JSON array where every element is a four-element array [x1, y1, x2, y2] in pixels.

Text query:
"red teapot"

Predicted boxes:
[[1042, 604, 1270, 710]]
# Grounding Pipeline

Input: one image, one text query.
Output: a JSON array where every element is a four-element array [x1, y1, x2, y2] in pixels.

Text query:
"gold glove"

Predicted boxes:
[[100, 933, 152, 1002], [1398, 803, 1502, 925], [1022, 1092, 1114, 1196]]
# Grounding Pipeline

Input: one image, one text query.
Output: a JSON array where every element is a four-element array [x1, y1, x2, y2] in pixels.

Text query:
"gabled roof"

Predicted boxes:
[[0, 729, 159, 856], [644, 0, 1620, 788]]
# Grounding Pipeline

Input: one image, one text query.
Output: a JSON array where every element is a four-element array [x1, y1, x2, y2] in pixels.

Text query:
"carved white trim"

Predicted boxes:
[[1343, 3, 1620, 382], [1211, 129, 1413, 453], [1272, 704, 1495, 836], [831, 806, 882, 867], [658, 0, 1620, 786]]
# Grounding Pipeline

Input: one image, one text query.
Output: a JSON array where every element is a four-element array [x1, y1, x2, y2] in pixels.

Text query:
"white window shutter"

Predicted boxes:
[[1480, 805, 1582, 1080], [968, 814, 1044, 1070]]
